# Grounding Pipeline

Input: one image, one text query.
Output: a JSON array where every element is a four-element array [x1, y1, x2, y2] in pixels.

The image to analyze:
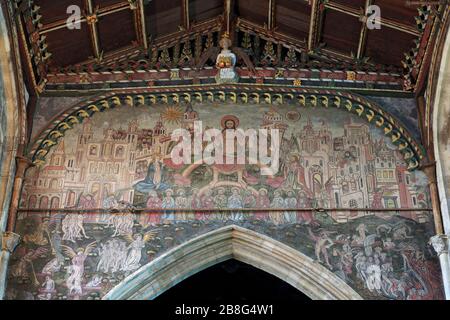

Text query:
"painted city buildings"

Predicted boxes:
[[21, 103, 428, 221], [5, 102, 443, 300]]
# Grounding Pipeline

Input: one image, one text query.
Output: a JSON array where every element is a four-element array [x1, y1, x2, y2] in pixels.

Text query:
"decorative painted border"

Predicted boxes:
[[28, 85, 425, 170], [103, 225, 363, 300]]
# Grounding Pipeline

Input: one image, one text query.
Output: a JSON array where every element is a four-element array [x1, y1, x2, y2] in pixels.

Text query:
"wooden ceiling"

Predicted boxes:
[[11, 0, 446, 94]]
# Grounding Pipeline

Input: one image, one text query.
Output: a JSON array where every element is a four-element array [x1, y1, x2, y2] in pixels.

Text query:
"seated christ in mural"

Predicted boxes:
[[211, 115, 246, 188], [177, 114, 279, 196]]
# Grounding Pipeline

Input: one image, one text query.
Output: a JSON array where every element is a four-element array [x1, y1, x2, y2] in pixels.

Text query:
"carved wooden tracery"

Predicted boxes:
[[10, 0, 445, 94]]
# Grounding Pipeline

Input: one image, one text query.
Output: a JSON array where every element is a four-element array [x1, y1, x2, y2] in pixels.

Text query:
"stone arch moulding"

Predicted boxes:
[[0, 4, 27, 227], [29, 86, 425, 171], [103, 225, 363, 300], [432, 10, 450, 233], [0, 6, 18, 228]]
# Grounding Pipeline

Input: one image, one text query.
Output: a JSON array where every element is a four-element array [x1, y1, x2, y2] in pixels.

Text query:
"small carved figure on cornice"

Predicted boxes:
[[215, 33, 239, 84]]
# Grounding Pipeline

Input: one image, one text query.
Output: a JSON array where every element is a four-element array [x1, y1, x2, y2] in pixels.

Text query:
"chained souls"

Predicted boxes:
[[170, 120, 281, 176]]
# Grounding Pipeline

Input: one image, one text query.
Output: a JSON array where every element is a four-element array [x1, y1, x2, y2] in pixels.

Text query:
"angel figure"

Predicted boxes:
[[122, 231, 158, 272], [215, 33, 239, 83], [61, 242, 97, 296]]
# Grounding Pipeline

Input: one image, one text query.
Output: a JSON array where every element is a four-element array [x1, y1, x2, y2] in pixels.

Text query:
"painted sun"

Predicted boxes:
[[161, 106, 184, 125]]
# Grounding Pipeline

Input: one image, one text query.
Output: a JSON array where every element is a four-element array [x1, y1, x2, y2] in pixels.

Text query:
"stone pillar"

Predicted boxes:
[[430, 234, 450, 299], [6, 156, 33, 232], [422, 163, 445, 234], [0, 231, 20, 299], [1, 231, 21, 252], [0, 156, 31, 300], [422, 163, 450, 299]]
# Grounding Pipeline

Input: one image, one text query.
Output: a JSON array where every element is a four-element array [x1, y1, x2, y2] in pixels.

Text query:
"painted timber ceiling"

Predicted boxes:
[[11, 0, 449, 94]]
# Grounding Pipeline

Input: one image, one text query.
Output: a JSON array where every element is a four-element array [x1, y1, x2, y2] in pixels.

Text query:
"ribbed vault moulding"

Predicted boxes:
[[103, 225, 363, 300]]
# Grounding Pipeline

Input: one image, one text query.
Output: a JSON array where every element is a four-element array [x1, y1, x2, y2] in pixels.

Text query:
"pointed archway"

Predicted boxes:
[[103, 225, 363, 300], [155, 259, 312, 301], [0, 5, 27, 300], [432, 10, 450, 299]]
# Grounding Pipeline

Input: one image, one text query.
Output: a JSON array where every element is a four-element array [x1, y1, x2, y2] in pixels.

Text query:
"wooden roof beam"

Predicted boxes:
[[182, 0, 190, 30], [224, 0, 232, 33], [268, 0, 276, 30], [39, 1, 130, 34], [356, 0, 372, 60], [325, 2, 420, 36], [133, 0, 148, 49], [308, 0, 324, 52], [238, 18, 307, 48], [85, 0, 101, 60]]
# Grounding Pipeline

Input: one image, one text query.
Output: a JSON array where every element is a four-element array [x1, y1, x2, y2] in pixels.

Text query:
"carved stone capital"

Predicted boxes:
[[430, 234, 449, 256], [420, 162, 437, 184], [15, 156, 34, 177], [1, 231, 21, 253]]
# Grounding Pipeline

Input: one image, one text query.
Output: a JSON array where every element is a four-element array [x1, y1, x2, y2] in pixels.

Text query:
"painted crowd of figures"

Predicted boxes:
[[306, 221, 443, 300], [99, 186, 317, 226], [6, 211, 443, 300]]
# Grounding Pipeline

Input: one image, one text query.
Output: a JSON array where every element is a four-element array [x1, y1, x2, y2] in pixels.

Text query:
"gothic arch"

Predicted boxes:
[[0, 4, 27, 227], [433, 13, 450, 233], [0, 7, 20, 229], [429, 8, 450, 299], [0, 3, 27, 299], [103, 225, 363, 300]]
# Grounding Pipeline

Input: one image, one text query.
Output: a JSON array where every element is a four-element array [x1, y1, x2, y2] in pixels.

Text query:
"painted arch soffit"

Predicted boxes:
[[29, 87, 425, 171], [103, 225, 363, 300]]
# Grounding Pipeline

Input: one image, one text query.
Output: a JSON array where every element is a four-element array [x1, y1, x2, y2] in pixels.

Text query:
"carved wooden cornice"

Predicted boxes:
[[424, 6, 450, 147], [11, 0, 446, 95]]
